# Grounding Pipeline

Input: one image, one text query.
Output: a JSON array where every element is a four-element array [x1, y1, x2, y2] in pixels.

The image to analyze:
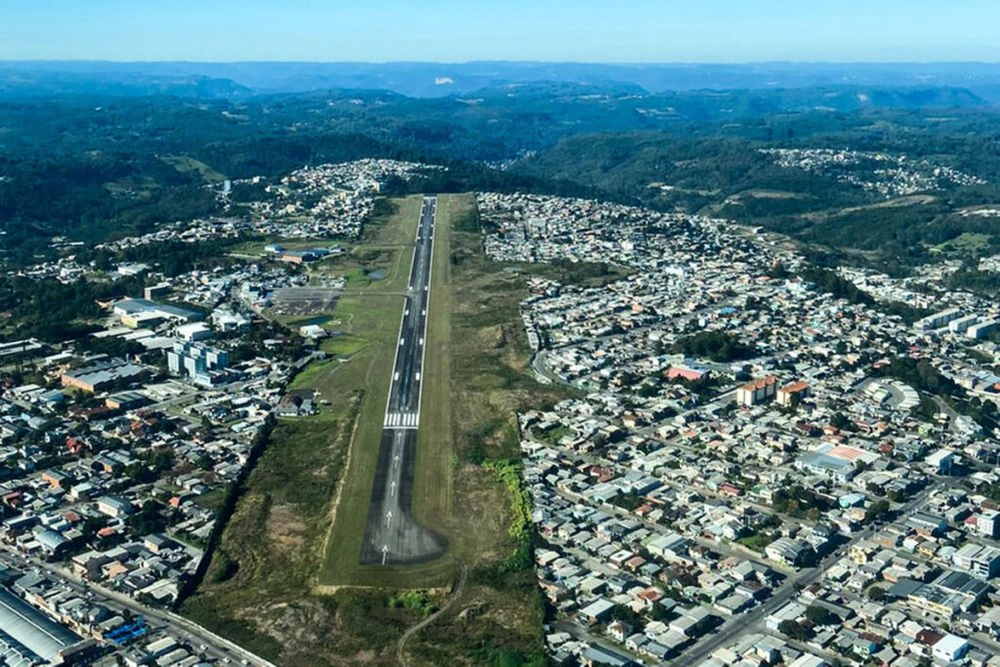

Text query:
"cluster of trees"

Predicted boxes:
[[771, 484, 833, 520], [873, 357, 960, 397], [0, 152, 221, 265], [484, 459, 535, 574], [874, 357, 1000, 432], [796, 266, 926, 323], [80, 237, 247, 278], [777, 604, 843, 641], [865, 499, 893, 523], [964, 396, 1000, 434], [387, 590, 438, 617], [128, 499, 166, 535], [0, 273, 143, 341], [672, 330, 756, 362], [800, 267, 876, 305], [4, 86, 1000, 278], [611, 492, 645, 512], [947, 265, 1000, 298]]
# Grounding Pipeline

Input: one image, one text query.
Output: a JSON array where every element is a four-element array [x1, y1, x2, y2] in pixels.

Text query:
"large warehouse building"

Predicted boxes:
[[0, 588, 93, 665]]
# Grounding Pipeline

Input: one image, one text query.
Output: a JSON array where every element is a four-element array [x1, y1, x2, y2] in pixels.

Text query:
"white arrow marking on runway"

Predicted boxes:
[[382, 545, 389, 565], [390, 480, 396, 496], [385, 510, 393, 525]]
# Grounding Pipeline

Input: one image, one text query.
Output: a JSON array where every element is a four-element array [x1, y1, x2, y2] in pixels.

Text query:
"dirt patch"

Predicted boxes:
[[268, 600, 332, 643], [451, 465, 506, 564], [267, 503, 307, 553], [477, 324, 504, 348]]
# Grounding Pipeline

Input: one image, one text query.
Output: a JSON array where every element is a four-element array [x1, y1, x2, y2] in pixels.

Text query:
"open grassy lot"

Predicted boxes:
[[310, 196, 424, 293], [181, 400, 437, 666], [932, 231, 993, 254], [160, 154, 227, 183]]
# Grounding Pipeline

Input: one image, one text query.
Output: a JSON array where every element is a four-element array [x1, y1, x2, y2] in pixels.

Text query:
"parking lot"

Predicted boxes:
[[269, 287, 340, 316]]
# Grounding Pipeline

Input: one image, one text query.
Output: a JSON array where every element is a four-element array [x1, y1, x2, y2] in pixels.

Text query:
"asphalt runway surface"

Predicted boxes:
[[360, 196, 445, 565]]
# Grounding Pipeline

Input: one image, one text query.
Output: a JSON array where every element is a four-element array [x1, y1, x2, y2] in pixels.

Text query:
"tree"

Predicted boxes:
[[830, 412, 853, 431], [650, 602, 674, 622], [611, 604, 643, 628], [805, 605, 837, 626], [865, 499, 892, 523], [778, 619, 808, 640], [128, 500, 165, 535], [867, 481, 886, 497], [867, 586, 888, 602]]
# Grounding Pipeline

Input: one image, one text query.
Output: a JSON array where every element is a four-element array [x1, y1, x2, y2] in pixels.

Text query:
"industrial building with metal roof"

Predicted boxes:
[[0, 587, 83, 664]]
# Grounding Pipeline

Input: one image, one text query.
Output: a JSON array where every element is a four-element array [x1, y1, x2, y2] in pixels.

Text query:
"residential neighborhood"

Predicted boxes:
[[480, 192, 1000, 666], [760, 149, 986, 198]]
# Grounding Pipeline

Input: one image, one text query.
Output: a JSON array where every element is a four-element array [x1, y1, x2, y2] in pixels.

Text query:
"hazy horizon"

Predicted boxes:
[[3, 58, 1000, 65], [3, 1, 1000, 63]]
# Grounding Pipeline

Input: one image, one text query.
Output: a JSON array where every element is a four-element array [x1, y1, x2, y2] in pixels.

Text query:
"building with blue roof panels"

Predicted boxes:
[[0, 587, 91, 665]]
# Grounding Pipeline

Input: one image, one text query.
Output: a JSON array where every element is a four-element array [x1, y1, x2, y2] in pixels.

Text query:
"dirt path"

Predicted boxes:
[[395, 560, 468, 666]]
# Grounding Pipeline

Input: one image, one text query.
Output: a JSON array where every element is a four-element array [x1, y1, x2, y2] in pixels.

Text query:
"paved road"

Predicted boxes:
[[360, 196, 444, 566], [674, 482, 941, 665], [0, 547, 274, 666], [396, 559, 468, 666]]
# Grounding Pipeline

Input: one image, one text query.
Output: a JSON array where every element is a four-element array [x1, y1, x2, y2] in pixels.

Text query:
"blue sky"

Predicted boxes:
[[1, 0, 998, 62]]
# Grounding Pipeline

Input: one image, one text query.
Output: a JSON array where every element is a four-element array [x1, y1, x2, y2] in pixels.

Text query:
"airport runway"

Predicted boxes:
[[359, 196, 445, 565]]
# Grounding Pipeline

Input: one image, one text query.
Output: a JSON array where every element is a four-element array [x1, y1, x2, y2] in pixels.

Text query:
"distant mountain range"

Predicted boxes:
[[2, 61, 1000, 103]]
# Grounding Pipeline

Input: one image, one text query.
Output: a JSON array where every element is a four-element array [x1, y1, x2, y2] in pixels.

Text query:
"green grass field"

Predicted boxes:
[[230, 237, 335, 256], [160, 154, 227, 183], [932, 231, 993, 254]]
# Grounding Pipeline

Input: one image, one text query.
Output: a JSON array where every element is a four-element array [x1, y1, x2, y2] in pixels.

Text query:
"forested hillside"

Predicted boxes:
[[0, 78, 998, 272]]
